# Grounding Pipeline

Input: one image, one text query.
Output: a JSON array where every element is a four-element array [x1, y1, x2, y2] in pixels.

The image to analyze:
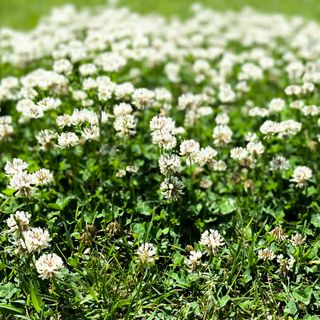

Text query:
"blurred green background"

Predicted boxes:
[[0, 0, 320, 29]]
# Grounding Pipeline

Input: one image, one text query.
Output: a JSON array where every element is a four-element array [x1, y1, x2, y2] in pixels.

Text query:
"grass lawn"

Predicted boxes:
[[1, 0, 320, 29]]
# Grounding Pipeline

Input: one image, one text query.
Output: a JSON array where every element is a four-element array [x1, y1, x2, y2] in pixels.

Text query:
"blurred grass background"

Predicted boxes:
[[0, 0, 320, 30]]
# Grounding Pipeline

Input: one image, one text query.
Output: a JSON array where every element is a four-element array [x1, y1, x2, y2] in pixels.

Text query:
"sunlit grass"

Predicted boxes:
[[0, 0, 320, 29]]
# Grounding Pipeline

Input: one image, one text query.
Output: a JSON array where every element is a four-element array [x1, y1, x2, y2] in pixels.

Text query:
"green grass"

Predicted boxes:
[[1, 0, 320, 29]]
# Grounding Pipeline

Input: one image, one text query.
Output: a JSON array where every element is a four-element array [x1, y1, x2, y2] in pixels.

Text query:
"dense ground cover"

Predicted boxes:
[[1, 2, 320, 319]]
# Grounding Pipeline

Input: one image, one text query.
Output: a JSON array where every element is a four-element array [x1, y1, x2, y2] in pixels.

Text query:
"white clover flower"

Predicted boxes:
[[114, 114, 136, 136], [9, 171, 35, 196], [126, 165, 138, 173], [26, 104, 44, 119], [239, 63, 263, 81], [7, 211, 31, 232], [5, 159, 53, 196], [218, 84, 235, 103], [95, 52, 126, 73], [212, 125, 233, 146], [132, 88, 154, 110], [248, 107, 269, 118], [155, 88, 172, 104], [114, 82, 135, 100], [230, 147, 249, 160], [185, 251, 202, 272], [158, 154, 181, 176], [160, 176, 184, 201], [180, 139, 200, 164], [53, 59, 73, 75], [116, 169, 126, 178], [137, 243, 156, 265], [260, 120, 301, 137], [4, 158, 28, 176], [183, 107, 197, 128], [291, 233, 306, 246], [278, 120, 302, 137], [286, 61, 304, 81], [72, 90, 87, 101], [70, 109, 98, 126], [57, 132, 80, 148], [290, 100, 304, 109], [268, 98, 285, 113], [301, 82, 315, 94], [236, 81, 250, 93], [16, 98, 44, 120], [152, 131, 177, 150], [79, 63, 97, 76], [101, 111, 109, 124], [21, 227, 51, 253], [83, 78, 98, 91], [285, 85, 301, 96], [178, 93, 200, 110], [302, 105, 319, 116], [193, 59, 210, 75], [276, 254, 295, 274], [20, 70, 68, 92], [0, 116, 12, 124], [0, 123, 14, 139], [195, 146, 217, 166], [215, 112, 230, 125], [36, 130, 58, 150], [197, 107, 213, 117], [32, 169, 53, 185], [246, 141, 264, 156], [150, 116, 177, 150], [164, 63, 180, 83], [211, 160, 227, 171], [80, 98, 94, 107], [98, 82, 115, 101], [150, 116, 175, 133], [114, 82, 134, 100], [56, 114, 73, 127], [37, 97, 61, 111], [113, 103, 133, 117], [82, 125, 100, 141], [291, 166, 312, 188], [260, 120, 279, 135], [245, 132, 258, 142], [173, 127, 185, 135], [269, 156, 289, 171], [35, 253, 64, 279], [199, 229, 224, 255]]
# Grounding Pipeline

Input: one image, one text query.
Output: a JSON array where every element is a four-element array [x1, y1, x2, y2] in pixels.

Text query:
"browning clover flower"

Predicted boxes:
[[257, 248, 275, 261]]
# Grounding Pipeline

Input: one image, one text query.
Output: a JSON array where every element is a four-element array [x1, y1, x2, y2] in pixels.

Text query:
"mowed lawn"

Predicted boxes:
[[0, 0, 320, 29]]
